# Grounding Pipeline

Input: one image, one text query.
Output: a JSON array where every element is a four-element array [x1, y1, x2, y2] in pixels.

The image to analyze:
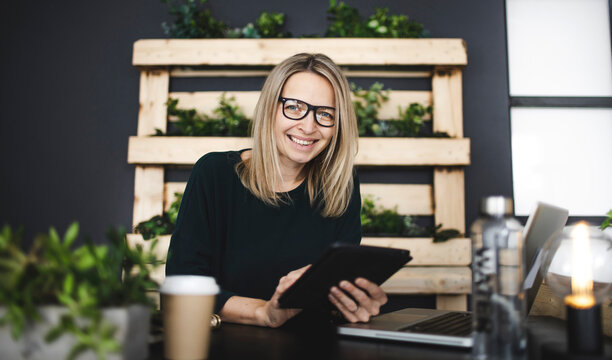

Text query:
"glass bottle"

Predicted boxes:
[[471, 196, 526, 359]]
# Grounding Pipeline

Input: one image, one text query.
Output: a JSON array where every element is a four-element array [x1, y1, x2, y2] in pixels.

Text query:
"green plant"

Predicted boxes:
[[160, 93, 250, 136], [159, 94, 250, 137], [325, 0, 368, 37], [212, 93, 251, 136], [352, 82, 389, 136], [256, 12, 290, 38], [162, 0, 227, 38], [135, 192, 183, 240], [384, 103, 434, 137], [360, 196, 461, 242], [352, 83, 443, 137], [0, 223, 161, 359], [601, 209, 612, 230], [326, 0, 426, 38], [365, 8, 425, 38]]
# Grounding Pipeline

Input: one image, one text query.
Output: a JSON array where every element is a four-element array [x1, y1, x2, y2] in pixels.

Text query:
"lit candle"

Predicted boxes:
[[564, 222, 603, 355]]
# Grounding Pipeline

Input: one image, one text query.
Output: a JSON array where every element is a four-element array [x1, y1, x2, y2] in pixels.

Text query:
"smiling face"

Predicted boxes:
[[274, 71, 336, 174]]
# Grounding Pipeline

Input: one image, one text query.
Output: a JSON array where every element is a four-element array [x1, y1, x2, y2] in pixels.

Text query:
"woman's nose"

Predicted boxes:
[[299, 110, 318, 133]]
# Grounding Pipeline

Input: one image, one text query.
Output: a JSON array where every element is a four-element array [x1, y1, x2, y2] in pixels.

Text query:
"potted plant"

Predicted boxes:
[[0, 222, 161, 360]]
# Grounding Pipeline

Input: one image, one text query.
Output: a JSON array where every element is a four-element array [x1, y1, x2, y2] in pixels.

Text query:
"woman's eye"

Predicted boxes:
[[320, 111, 334, 119], [286, 105, 299, 111]]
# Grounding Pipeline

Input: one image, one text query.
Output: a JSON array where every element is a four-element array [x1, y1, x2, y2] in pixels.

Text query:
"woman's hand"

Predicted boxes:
[[327, 277, 388, 323], [257, 264, 311, 328]]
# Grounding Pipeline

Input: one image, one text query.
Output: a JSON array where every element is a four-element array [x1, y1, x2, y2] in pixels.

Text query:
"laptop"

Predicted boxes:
[[337, 202, 569, 347]]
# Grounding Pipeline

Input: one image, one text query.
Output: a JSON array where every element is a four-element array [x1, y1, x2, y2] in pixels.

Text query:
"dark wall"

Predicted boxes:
[[0, 0, 511, 241]]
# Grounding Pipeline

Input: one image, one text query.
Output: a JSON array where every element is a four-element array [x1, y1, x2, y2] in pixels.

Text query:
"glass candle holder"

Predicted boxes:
[[540, 222, 612, 356]]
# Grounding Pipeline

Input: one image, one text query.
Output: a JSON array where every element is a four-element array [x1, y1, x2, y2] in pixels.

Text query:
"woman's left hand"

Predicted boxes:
[[327, 277, 388, 323]]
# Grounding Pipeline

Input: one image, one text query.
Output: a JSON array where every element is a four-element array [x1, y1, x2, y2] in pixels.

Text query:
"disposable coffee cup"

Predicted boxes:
[[160, 275, 219, 360]]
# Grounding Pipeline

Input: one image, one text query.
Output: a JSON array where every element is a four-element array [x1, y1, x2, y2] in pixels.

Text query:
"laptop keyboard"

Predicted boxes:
[[401, 312, 472, 337]]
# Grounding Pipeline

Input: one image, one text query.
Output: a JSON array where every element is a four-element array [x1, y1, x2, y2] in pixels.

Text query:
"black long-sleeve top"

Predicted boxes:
[[165, 150, 362, 313]]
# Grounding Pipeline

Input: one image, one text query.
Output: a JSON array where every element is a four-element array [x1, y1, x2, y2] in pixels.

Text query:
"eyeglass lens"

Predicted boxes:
[[282, 98, 335, 127]]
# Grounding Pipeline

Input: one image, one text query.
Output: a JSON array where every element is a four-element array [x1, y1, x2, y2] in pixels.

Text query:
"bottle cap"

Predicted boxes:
[[480, 196, 513, 216]]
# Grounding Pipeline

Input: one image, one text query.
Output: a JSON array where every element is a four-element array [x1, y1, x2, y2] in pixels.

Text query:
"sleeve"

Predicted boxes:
[[334, 172, 362, 245], [165, 154, 236, 313]]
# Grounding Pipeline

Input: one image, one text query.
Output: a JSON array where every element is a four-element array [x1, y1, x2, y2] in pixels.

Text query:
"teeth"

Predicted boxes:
[[290, 136, 314, 146]]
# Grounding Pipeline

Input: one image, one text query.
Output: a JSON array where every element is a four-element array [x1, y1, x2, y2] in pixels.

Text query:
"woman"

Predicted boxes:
[[166, 53, 387, 327]]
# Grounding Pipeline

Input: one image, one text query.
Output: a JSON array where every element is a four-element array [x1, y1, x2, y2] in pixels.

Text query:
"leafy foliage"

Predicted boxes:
[[325, 0, 367, 37], [352, 82, 443, 137], [158, 94, 250, 137], [601, 209, 612, 230], [256, 12, 290, 38], [162, 0, 227, 38], [326, 0, 426, 38], [0, 223, 161, 358], [352, 82, 389, 136], [135, 193, 183, 240], [360, 196, 461, 242], [365, 8, 425, 38]]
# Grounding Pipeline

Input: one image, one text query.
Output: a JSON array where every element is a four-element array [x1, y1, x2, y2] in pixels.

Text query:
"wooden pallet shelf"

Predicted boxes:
[[127, 137, 470, 166], [126, 234, 472, 296], [133, 39, 467, 67], [129, 38, 470, 311]]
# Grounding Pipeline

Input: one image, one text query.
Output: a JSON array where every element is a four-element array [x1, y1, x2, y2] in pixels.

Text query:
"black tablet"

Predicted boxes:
[[277, 243, 412, 309]]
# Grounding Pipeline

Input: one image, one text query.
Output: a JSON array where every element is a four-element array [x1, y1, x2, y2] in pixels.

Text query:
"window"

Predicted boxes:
[[506, 0, 612, 215]]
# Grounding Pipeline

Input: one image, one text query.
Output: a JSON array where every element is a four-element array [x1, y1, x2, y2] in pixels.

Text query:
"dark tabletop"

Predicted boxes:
[[150, 315, 612, 360]]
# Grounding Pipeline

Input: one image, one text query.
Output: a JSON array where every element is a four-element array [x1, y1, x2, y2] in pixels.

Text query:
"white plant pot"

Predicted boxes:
[[0, 305, 151, 360]]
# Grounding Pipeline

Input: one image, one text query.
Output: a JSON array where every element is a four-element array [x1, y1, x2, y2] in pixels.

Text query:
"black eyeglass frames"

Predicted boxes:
[[278, 97, 336, 127]]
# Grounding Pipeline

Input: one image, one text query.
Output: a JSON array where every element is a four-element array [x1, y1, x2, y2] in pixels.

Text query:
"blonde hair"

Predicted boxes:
[[236, 53, 358, 217]]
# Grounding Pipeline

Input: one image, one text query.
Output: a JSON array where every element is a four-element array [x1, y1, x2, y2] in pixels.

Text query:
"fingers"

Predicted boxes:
[[273, 264, 313, 298], [328, 278, 388, 323], [355, 278, 388, 305], [328, 289, 371, 323]]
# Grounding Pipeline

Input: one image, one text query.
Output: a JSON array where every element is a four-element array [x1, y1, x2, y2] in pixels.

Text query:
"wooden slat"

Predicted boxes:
[[133, 166, 164, 227], [138, 70, 170, 135], [357, 138, 470, 166], [433, 168, 466, 233], [125, 234, 471, 296], [164, 182, 186, 211], [165, 182, 432, 215], [170, 68, 432, 78], [169, 90, 432, 121], [432, 67, 463, 137], [360, 237, 470, 266], [360, 184, 432, 215], [436, 295, 468, 311], [126, 234, 171, 285], [128, 137, 470, 166], [133, 39, 467, 66], [381, 267, 471, 294]]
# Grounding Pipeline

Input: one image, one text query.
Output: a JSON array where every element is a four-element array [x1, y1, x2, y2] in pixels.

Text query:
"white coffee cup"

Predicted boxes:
[[160, 276, 219, 360]]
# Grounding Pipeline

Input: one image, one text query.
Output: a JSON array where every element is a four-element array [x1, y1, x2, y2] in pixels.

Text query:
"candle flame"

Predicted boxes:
[[566, 222, 595, 308]]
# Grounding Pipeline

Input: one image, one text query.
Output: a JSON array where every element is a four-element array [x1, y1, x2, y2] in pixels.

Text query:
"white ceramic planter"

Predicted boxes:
[[0, 305, 151, 360]]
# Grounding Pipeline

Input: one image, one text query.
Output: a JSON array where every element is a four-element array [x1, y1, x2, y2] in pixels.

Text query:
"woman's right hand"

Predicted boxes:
[[257, 264, 311, 328]]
